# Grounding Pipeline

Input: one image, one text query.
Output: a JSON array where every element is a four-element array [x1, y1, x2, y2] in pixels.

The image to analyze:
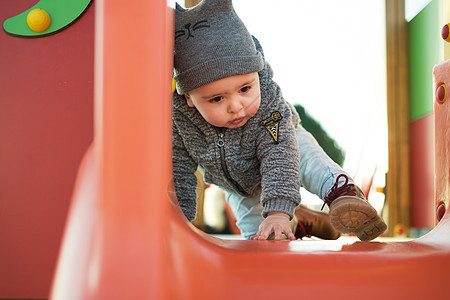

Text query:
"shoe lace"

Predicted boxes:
[[296, 220, 313, 240], [321, 174, 355, 210]]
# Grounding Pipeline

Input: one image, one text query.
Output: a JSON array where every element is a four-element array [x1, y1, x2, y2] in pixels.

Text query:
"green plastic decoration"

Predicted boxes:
[[3, 0, 92, 37]]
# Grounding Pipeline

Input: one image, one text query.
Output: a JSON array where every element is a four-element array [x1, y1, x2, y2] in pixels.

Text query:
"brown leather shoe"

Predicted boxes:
[[324, 174, 387, 241], [292, 205, 341, 240]]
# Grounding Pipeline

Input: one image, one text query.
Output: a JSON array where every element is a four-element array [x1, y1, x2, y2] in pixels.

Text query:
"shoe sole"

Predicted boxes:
[[329, 197, 387, 241]]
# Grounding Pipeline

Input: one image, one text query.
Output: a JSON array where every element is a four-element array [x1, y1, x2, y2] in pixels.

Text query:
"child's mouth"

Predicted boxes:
[[230, 116, 245, 126]]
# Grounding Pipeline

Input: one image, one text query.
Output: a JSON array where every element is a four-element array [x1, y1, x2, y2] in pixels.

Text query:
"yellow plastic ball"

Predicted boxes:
[[27, 8, 51, 32], [172, 78, 176, 93]]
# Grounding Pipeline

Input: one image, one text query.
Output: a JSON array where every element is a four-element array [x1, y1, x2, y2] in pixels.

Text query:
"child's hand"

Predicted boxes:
[[250, 212, 295, 240]]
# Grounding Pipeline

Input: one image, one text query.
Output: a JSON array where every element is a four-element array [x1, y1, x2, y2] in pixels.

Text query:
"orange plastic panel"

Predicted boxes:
[[433, 59, 450, 222], [51, 1, 450, 299]]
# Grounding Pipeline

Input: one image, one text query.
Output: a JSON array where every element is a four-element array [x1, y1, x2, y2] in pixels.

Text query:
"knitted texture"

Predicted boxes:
[[172, 37, 301, 221], [174, 0, 264, 94]]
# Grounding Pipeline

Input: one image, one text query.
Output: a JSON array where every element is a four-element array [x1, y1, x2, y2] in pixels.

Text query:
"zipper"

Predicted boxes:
[[216, 128, 249, 196]]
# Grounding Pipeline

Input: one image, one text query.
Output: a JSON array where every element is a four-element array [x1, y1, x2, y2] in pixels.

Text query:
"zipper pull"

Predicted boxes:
[[217, 132, 225, 147]]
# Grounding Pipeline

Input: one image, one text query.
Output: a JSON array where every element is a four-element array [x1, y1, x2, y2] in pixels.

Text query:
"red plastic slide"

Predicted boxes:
[[50, 1, 450, 299]]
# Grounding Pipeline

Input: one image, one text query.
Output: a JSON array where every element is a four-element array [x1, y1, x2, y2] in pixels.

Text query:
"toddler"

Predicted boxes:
[[172, 0, 386, 241]]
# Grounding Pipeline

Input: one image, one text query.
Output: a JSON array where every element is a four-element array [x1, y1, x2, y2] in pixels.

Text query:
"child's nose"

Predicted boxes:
[[228, 98, 243, 114]]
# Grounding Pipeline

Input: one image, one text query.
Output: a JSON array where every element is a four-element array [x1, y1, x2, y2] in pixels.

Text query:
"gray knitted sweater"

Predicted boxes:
[[172, 38, 301, 221]]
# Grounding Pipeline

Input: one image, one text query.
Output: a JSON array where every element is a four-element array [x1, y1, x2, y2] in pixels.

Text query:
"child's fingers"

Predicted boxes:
[[270, 226, 288, 240], [253, 214, 296, 240], [257, 228, 271, 240], [273, 229, 282, 240], [278, 226, 295, 240], [285, 229, 296, 240]]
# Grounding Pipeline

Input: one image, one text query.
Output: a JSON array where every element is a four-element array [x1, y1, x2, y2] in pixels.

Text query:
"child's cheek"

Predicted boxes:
[[204, 110, 225, 127], [248, 95, 261, 117]]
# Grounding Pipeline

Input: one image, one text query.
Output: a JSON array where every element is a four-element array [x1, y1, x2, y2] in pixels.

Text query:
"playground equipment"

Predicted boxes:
[[47, 0, 450, 299], [3, 0, 92, 36]]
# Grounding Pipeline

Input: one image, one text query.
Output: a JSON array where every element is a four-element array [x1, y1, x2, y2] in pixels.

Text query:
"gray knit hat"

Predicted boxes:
[[174, 0, 264, 94]]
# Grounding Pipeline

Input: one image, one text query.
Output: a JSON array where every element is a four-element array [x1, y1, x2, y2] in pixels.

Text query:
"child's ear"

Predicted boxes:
[[184, 93, 195, 107]]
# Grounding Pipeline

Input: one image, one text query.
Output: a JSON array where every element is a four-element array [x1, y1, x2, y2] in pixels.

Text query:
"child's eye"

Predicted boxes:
[[209, 96, 223, 103], [240, 86, 251, 93]]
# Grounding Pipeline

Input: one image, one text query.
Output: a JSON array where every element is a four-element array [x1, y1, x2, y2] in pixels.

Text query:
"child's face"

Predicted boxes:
[[185, 72, 261, 128]]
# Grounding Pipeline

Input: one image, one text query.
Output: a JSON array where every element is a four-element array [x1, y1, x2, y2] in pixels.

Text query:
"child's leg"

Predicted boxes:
[[296, 126, 386, 240], [224, 192, 264, 239], [296, 125, 353, 199]]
